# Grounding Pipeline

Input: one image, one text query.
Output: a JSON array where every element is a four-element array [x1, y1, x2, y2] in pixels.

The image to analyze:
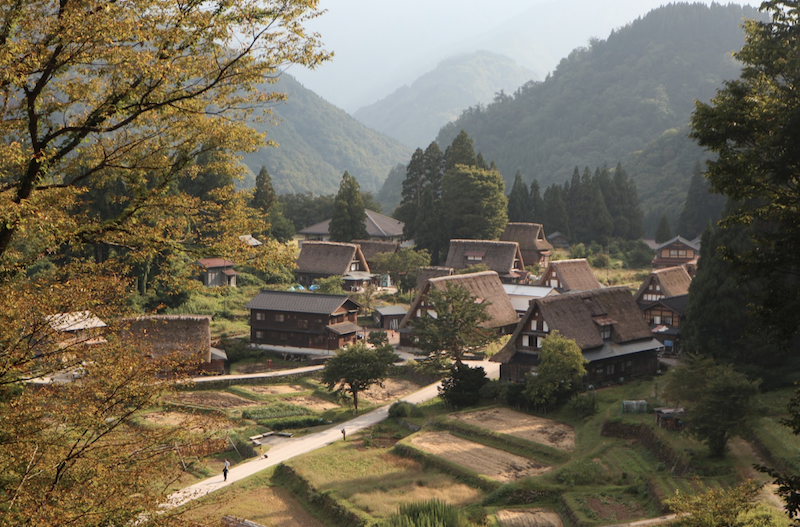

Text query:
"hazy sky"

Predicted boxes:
[[288, 0, 763, 113]]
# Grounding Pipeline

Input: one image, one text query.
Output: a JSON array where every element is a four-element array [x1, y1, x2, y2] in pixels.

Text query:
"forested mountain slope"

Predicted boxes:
[[434, 3, 760, 222], [354, 51, 534, 148], [241, 74, 410, 195]]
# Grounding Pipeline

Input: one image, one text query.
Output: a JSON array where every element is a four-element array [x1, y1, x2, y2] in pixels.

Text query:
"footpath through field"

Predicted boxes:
[[166, 360, 499, 509]]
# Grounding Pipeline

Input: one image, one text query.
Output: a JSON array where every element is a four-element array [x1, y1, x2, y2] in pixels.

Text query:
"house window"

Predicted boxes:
[[467, 255, 483, 261], [606, 364, 615, 375], [652, 315, 661, 325], [255, 330, 264, 340], [542, 320, 549, 332], [531, 319, 537, 331], [298, 319, 308, 329], [663, 315, 673, 325], [350, 262, 360, 271], [275, 314, 284, 322], [255, 312, 265, 321], [600, 325, 611, 339]]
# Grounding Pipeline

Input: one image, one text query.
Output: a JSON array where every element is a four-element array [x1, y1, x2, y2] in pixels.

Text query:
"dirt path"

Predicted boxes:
[[727, 437, 785, 512]]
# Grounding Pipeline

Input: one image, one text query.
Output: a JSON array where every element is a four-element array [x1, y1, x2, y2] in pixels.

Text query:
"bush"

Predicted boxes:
[[242, 403, 312, 421], [568, 391, 598, 417], [438, 363, 487, 409], [556, 458, 606, 486], [570, 243, 587, 259], [221, 338, 259, 363], [382, 499, 470, 527], [388, 401, 423, 418], [591, 253, 610, 268], [229, 433, 257, 459], [258, 416, 330, 431], [479, 379, 508, 402]]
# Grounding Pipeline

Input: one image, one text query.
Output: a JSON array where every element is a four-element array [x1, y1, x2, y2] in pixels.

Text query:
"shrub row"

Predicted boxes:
[[242, 403, 313, 421], [187, 370, 317, 390], [258, 416, 330, 431], [391, 442, 499, 493], [272, 463, 368, 527]]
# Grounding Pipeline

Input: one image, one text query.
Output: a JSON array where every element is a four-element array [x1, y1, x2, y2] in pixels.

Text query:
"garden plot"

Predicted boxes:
[[141, 411, 230, 432], [450, 408, 575, 450], [245, 384, 308, 395], [496, 509, 564, 527], [168, 391, 258, 409], [359, 378, 422, 404], [409, 432, 551, 482], [283, 395, 339, 411]]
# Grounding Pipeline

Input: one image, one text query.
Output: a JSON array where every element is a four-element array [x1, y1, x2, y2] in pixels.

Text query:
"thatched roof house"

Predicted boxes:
[[298, 209, 404, 243], [353, 240, 400, 267], [444, 239, 526, 284], [295, 241, 371, 290], [633, 266, 692, 305], [415, 266, 455, 291], [493, 287, 660, 384], [399, 271, 519, 348], [537, 258, 602, 293], [500, 222, 553, 267], [120, 315, 212, 364]]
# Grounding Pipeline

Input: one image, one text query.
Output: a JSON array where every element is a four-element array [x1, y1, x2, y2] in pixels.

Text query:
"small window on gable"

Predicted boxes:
[[600, 325, 611, 339], [542, 320, 549, 332]]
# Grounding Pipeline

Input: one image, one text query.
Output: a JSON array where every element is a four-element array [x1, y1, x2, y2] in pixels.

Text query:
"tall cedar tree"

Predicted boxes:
[[508, 171, 534, 222], [412, 282, 496, 366], [442, 165, 508, 241], [542, 184, 570, 238], [530, 179, 544, 223], [329, 171, 369, 242], [655, 214, 673, 243], [677, 161, 725, 239], [690, 0, 800, 343], [0, 1, 328, 524], [395, 148, 425, 240], [253, 166, 277, 214], [444, 130, 477, 170], [414, 187, 446, 264]]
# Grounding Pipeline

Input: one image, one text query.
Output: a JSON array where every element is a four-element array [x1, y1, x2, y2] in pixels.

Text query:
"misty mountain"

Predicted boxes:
[[241, 74, 410, 195], [430, 3, 760, 225], [353, 51, 535, 148]]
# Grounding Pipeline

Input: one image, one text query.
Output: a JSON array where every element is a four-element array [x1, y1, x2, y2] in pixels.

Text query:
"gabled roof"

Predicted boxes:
[[656, 235, 700, 251], [46, 311, 107, 332], [646, 294, 690, 315], [298, 209, 404, 238], [538, 259, 602, 292], [195, 258, 235, 269], [503, 284, 558, 313], [444, 239, 524, 277], [353, 239, 400, 262], [296, 241, 370, 276], [401, 271, 518, 330], [493, 287, 654, 362], [501, 222, 553, 253], [245, 290, 362, 315], [633, 266, 692, 303]]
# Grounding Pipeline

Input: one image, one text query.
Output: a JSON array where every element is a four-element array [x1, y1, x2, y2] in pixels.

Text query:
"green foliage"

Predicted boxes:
[[252, 166, 277, 214], [278, 192, 335, 231], [677, 161, 725, 239], [313, 275, 346, 295], [666, 481, 778, 527], [371, 248, 431, 293], [329, 171, 369, 242], [388, 401, 423, 419], [412, 282, 496, 366], [438, 364, 488, 409], [655, 214, 673, 243], [382, 499, 471, 527], [321, 342, 397, 414], [556, 458, 606, 487], [441, 164, 508, 241], [568, 391, 599, 417], [508, 170, 534, 222], [258, 416, 330, 431], [524, 331, 588, 410], [591, 253, 610, 269], [242, 403, 313, 421]]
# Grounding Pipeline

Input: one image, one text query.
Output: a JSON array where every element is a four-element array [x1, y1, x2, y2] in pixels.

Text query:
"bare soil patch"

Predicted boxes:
[[245, 384, 307, 395], [141, 411, 230, 432], [409, 431, 551, 482], [284, 395, 339, 411], [236, 361, 294, 374], [450, 408, 575, 451], [360, 378, 422, 404], [496, 509, 564, 527], [168, 391, 258, 409], [585, 496, 647, 523]]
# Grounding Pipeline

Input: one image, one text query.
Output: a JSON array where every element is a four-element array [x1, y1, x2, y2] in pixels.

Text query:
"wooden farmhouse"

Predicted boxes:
[[634, 266, 692, 353], [500, 222, 554, 267], [492, 287, 661, 385], [547, 231, 570, 249], [195, 258, 237, 287], [537, 258, 602, 293], [373, 305, 407, 330], [399, 271, 519, 348], [295, 241, 372, 291], [246, 291, 362, 351], [444, 239, 527, 284], [651, 236, 700, 271], [298, 209, 404, 243]]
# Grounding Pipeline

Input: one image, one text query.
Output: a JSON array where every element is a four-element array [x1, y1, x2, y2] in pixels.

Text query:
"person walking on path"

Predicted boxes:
[[223, 459, 230, 481], [341, 428, 346, 441]]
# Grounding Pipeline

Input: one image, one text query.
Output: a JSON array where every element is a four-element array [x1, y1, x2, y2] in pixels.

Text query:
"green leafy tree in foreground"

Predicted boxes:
[[439, 363, 488, 409], [412, 282, 495, 367], [329, 171, 369, 242], [759, 386, 800, 524], [667, 480, 788, 527], [524, 331, 587, 410], [321, 342, 397, 414]]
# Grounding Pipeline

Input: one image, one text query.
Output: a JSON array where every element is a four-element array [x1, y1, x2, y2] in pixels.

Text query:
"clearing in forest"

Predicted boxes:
[[409, 431, 551, 482], [449, 408, 575, 450]]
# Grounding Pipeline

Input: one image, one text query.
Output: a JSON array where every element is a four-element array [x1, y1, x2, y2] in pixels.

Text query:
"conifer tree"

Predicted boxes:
[[444, 130, 477, 170], [395, 148, 425, 240], [476, 152, 488, 170], [252, 166, 277, 214], [655, 214, 673, 243], [507, 171, 534, 222], [414, 187, 446, 264], [442, 165, 508, 241], [542, 184, 570, 238], [677, 161, 725, 239], [423, 141, 445, 199], [329, 171, 369, 242], [530, 179, 544, 223], [588, 178, 614, 243]]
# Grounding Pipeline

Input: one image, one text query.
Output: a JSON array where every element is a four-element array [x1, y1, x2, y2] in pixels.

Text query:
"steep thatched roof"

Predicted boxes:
[[444, 239, 524, 278], [401, 271, 519, 330], [501, 222, 553, 253], [296, 241, 369, 275], [494, 286, 653, 362], [633, 266, 692, 303], [537, 258, 602, 292], [415, 266, 455, 290], [353, 240, 400, 263]]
